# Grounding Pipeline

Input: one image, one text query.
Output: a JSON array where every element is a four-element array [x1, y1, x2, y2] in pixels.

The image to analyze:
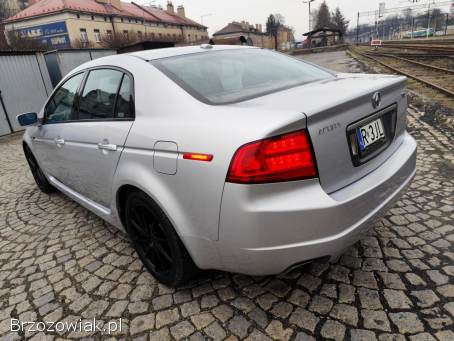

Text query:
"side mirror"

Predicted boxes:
[[16, 112, 38, 127]]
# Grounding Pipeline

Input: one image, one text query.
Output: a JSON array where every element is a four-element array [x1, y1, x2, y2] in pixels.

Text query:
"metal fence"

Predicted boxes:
[[0, 49, 116, 136], [0, 52, 53, 136], [44, 49, 116, 87]]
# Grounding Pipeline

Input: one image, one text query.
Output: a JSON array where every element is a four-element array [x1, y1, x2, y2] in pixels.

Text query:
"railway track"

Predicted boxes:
[[380, 43, 454, 54], [365, 53, 454, 75], [351, 48, 454, 97]]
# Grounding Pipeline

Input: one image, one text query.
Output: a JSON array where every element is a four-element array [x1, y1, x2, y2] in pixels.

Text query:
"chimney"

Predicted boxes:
[[177, 5, 185, 18], [240, 21, 247, 30], [96, 0, 121, 10], [166, 1, 174, 13]]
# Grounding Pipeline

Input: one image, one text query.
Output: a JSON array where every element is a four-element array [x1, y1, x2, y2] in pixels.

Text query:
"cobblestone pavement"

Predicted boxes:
[[0, 106, 453, 341]]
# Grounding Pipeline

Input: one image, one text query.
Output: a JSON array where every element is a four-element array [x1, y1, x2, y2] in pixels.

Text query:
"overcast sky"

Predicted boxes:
[[130, 0, 453, 39]]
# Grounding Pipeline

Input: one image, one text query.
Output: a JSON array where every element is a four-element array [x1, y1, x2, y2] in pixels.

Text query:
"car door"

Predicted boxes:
[[54, 68, 134, 207], [33, 72, 85, 180]]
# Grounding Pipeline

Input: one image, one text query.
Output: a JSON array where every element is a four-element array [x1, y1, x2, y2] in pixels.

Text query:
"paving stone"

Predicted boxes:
[[180, 300, 200, 317], [155, 308, 180, 329], [410, 290, 440, 308], [435, 330, 454, 341], [289, 308, 319, 333], [330, 303, 358, 326], [383, 289, 413, 309], [320, 320, 346, 341], [170, 320, 195, 340], [265, 320, 293, 341], [248, 307, 269, 329], [227, 315, 251, 339], [191, 312, 215, 330], [389, 312, 425, 334], [358, 288, 382, 310], [409, 333, 437, 341], [212, 304, 233, 323], [288, 289, 310, 308], [426, 270, 449, 285], [378, 272, 406, 290], [130, 313, 155, 335], [353, 270, 378, 289], [361, 309, 391, 332], [204, 321, 226, 340], [308, 295, 333, 314], [149, 327, 171, 341], [270, 302, 293, 319], [437, 284, 454, 298], [350, 329, 377, 341]]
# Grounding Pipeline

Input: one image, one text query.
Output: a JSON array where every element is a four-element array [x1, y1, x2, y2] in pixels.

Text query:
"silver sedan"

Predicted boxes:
[[17, 45, 417, 286]]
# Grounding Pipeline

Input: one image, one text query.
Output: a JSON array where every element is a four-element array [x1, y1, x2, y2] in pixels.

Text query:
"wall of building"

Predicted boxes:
[[212, 32, 274, 49], [4, 10, 208, 48]]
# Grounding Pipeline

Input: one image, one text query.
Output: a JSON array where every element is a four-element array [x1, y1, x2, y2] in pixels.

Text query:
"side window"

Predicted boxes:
[[45, 73, 84, 123], [78, 69, 123, 120], [115, 74, 133, 119]]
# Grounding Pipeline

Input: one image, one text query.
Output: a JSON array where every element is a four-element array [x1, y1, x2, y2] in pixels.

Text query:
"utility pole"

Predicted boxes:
[[356, 11, 360, 44], [303, 0, 315, 32]]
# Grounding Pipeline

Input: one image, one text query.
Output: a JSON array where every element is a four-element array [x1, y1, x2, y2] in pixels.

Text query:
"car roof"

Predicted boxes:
[[66, 45, 259, 81], [128, 44, 258, 61]]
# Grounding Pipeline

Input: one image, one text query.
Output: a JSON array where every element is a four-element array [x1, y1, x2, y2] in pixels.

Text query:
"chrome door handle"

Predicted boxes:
[[54, 137, 65, 146], [98, 142, 117, 151]]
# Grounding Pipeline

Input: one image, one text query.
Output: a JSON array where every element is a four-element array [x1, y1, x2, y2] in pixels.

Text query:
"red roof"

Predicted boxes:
[[4, 0, 205, 28]]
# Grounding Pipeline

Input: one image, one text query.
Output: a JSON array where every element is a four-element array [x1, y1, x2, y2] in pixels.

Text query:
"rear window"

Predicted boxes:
[[152, 49, 335, 105]]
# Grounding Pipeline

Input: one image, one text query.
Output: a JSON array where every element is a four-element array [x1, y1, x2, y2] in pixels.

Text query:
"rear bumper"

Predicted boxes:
[[211, 132, 416, 275]]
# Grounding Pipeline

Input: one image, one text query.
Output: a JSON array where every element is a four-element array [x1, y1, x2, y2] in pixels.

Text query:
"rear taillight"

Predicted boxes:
[[226, 130, 318, 184]]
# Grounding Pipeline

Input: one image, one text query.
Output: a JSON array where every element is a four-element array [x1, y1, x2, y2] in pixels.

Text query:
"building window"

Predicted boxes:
[[128, 18, 131, 23], [80, 28, 88, 43], [94, 29, 101, 43], [121, 18, 124, 22], [123, 30, 129, 40], [151, 33, 155, 39], [104, 17, 107, 21], [137, 31, 142, 40], [91, 15, 95, 20], [106, 30, 113, 41], [76, 14, 80, 19]]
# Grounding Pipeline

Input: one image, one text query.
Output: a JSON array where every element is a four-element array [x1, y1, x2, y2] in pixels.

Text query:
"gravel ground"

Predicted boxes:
[[0, 52, 453, 341]]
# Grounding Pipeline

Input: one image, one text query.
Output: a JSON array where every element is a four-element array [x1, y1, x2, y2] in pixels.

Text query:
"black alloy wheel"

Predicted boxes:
[[125, 191, 197, 287], [24, 146, 56, 193]]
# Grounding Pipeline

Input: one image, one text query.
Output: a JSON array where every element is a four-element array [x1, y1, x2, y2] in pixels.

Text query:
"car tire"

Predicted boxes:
[[125, 190, 198, 287], [23, 145, 56, 194]]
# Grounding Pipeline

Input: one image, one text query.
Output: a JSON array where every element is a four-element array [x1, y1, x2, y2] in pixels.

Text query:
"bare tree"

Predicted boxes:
[[71, 37, 95, 49], [98, 31, 139, 49]]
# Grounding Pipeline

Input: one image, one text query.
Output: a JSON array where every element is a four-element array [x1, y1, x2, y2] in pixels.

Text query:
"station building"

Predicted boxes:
[[211, 20, 294, 50], [2, 0, 208, 49]]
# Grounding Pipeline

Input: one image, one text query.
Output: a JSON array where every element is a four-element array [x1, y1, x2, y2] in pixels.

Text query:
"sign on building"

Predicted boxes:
[[16, 22, 70, 48]]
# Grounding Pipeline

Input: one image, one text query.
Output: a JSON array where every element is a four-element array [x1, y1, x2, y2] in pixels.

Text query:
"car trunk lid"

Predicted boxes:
[[234, 73, 408, 193]]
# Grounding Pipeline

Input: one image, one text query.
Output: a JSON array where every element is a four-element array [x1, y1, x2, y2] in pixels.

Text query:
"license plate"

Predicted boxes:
[[356, 118, 385, 151]]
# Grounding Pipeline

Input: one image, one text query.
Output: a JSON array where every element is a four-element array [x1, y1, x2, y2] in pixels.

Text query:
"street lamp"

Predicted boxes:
[[303, 0, 316, 32]]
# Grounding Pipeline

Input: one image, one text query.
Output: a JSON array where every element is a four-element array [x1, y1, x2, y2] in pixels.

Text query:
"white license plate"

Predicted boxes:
[[356, 118, 385, 151]]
